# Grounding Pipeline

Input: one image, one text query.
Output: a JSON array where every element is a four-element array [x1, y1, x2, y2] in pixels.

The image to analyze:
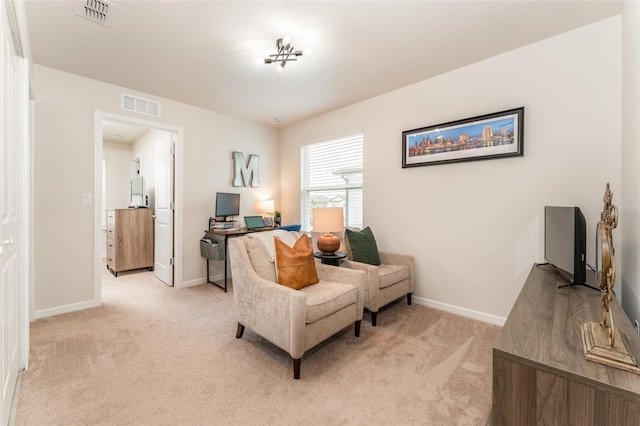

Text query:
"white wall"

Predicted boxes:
[[281, 17, 622, 321], [102, 140, 132, 258], [621, 0, 640, 331], [132, 129, 170, 210], [103, 141, 132, 210], [33, 65, 280, 316]]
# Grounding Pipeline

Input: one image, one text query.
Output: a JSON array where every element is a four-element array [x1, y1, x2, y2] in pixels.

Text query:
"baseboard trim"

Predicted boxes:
[[412, 295, 506, 326], [34, 299, 100, 319], [178, 274, 225, 289], [33, 282, 502, 327], [35, 274, 227, 316]]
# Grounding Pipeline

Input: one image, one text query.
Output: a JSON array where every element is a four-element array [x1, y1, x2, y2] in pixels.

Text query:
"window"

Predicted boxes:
[[300, 134, 363, 231]]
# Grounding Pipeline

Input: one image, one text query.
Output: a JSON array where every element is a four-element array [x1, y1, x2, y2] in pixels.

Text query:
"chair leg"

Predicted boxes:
[[292, 358, 301, 379], [236, 323, 245, 338], [371, 311, 377, 327], [407, 292, 412, 305], [355, 320, 361, 337]]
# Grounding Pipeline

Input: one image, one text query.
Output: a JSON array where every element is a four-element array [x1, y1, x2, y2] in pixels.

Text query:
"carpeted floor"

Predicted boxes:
[[15, 265, 500, 425]]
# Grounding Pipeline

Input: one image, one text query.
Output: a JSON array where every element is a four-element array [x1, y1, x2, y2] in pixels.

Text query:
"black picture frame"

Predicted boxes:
[[402, 107, 524, 168]]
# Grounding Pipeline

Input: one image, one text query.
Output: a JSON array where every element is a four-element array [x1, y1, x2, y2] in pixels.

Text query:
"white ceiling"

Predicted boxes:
[[24, 1, 623, 128], [102, 119, 149, 143]]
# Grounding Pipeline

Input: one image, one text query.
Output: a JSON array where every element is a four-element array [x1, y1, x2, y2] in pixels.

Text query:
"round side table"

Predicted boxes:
[[313, 251, 347, 267]]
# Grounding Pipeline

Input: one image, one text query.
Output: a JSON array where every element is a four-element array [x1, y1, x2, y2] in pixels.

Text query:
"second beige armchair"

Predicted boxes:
[[343, 251, 414, 326], [312, 228, 415, 326]]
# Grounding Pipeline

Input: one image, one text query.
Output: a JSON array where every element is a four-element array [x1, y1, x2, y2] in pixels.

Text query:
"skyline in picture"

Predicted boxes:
[[408, 117, 516, 157]]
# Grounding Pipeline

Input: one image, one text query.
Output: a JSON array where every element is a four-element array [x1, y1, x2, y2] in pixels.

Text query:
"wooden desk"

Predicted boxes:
[[203, 227, 273, 292], [492, 264, 640, 425]]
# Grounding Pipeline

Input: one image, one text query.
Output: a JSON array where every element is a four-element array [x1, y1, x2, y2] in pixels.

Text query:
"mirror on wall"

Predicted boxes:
[[131, 176, 145, 207]]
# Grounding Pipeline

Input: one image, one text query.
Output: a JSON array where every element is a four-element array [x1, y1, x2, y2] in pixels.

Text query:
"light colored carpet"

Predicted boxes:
[[15, 266, 500, 425]]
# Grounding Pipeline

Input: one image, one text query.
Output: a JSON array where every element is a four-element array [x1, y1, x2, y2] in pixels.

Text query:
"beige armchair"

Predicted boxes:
[[228, 231, 365, 379], [343, 252, 414, 326], [312, 229, 415, 326]]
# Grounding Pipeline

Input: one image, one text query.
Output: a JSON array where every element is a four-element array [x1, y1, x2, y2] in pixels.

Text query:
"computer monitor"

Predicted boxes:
[[215, 192, 240, 220]]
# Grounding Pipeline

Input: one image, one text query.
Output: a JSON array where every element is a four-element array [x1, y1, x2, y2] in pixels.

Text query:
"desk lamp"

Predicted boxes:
[[313, 207, 344, 255], [260, 199, 275, 226]]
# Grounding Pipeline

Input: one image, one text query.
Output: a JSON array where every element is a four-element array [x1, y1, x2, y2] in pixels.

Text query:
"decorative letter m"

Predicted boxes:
[[232, 152, 260, 187]]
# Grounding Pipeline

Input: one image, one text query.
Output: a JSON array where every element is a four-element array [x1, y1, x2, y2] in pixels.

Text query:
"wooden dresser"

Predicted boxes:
[[106, 208, 154, 277], [491, 264, 640, 425]]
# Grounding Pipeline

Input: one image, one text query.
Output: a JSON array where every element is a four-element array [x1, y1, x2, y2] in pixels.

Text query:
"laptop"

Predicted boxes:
[[244, 215, 267, 230]]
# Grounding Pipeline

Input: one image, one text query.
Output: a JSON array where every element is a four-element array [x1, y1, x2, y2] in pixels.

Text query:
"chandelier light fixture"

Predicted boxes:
[[264, 34, 303, 70]]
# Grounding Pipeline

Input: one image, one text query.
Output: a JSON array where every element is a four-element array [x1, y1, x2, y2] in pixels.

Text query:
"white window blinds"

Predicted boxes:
[[300, 134, 363, 231]]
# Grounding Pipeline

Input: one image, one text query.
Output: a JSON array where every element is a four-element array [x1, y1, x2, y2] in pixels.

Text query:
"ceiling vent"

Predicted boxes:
[[75, 0, 114, 27], [121, 93, 161, 118]]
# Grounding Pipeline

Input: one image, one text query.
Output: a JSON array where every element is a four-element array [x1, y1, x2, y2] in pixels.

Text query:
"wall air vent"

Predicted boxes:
[[121, 93, 161, 118], [75, 0, 114, 27]]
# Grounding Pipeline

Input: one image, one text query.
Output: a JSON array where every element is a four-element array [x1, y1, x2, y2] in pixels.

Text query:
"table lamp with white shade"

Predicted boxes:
[[260, 199, 275, 226], [313, 207, 344, 255]]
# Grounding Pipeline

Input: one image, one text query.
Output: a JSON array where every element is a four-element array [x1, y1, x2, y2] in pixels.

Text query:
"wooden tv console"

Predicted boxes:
[[491, 264, 640, 425]]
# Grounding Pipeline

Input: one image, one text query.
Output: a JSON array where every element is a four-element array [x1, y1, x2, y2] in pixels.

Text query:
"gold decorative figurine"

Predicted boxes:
[[597, 184, 618, 346], [581, 184, 640, 374]]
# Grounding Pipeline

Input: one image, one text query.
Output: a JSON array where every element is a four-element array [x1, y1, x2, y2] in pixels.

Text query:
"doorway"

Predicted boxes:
[[94, 113, 184, 303]]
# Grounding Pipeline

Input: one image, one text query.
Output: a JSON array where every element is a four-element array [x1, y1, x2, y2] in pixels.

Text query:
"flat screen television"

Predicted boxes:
[[215, 192, 240, 220], [544, 206, 589, 288]]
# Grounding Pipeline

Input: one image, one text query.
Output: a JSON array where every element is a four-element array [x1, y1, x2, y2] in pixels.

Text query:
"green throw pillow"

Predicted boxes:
[[345, 226, 381, 266]]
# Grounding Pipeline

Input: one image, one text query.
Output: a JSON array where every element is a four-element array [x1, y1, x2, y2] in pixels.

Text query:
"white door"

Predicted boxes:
[[154, 133, 175, 286], [1, 5, 21, 424]]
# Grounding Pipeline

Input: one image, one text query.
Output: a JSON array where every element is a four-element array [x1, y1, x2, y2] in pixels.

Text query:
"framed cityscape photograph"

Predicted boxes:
[[402, 107, 524, 168]]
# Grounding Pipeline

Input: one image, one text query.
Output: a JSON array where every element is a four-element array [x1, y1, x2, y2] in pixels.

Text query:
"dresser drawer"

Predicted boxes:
[[106, 224, 115, 239], [107, 210, 115, 225], [107, 244, 115, 266]]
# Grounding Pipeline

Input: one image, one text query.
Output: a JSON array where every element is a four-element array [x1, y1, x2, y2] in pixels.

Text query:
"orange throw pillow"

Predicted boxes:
[[274, 235, 319, 290]]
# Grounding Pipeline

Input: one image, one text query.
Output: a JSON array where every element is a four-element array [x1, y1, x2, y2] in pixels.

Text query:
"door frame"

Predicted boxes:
[[94, 112, 184, 303]]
